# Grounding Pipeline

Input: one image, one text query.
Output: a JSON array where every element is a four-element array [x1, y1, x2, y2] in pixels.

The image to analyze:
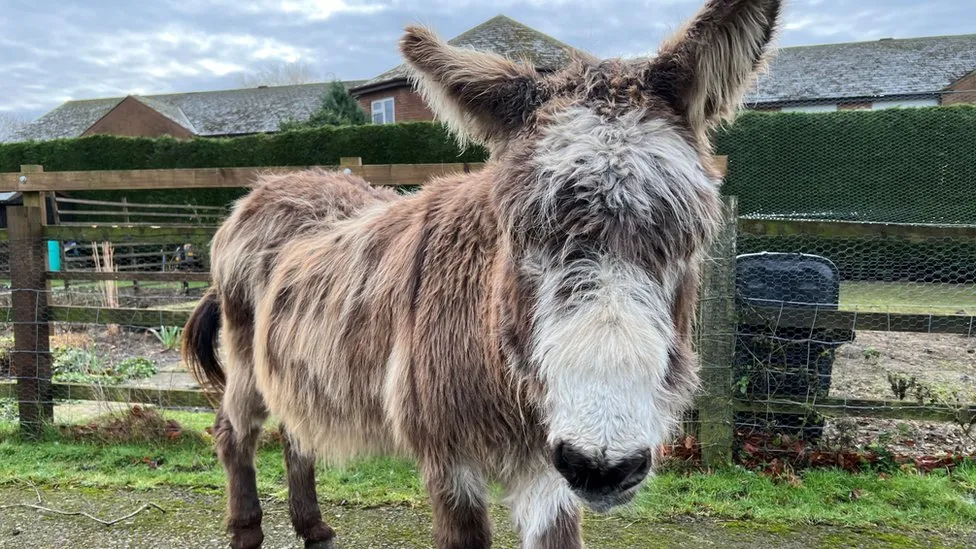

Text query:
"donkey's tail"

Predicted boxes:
[[182, 288, 225, 394]]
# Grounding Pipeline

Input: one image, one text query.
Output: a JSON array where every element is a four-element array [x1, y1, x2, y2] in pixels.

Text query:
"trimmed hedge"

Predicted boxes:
[[0, 122, 486, 207], [715, 106, 976, 281], [5, 107, 975, 223], [715, 105, 976, 225]]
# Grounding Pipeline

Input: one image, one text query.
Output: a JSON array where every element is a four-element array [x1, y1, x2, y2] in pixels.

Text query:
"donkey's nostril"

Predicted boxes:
[[617, 453, 651, 491], [551, 443, 651, 494], [551, 442, 597, 490]]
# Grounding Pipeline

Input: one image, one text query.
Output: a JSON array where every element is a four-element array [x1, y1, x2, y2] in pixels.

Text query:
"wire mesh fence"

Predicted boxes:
[[2, 106, 975, 473], [671, 101, 976, 472], [0, 225, 212, 437]]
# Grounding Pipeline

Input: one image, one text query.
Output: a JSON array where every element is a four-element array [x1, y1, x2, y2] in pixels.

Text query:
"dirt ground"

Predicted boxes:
[[831, 331, 976, 402], [1, 485, 973, 549], [821, 331, 976, 457]]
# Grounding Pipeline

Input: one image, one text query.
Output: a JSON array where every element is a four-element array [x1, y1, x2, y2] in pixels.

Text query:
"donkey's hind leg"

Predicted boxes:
[[214, 328, 269, 549], [423, 462, 492, 549], [214, 401, 267, 549], [281, 425, 336, 548]]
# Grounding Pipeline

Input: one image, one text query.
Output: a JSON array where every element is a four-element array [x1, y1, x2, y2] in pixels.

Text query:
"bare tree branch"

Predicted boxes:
[[0, 483, 166, 527], [0, 112, 28, 142], [240, 60, 318, 87]]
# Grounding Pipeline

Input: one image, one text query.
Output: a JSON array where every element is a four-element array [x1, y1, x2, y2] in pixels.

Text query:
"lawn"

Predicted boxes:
[[2, 410, 976, 532], [841, 281, 976, 315]]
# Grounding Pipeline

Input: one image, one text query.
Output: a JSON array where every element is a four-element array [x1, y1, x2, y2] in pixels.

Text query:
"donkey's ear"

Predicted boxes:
[[648, 0, 782, 141], [400, 25, 544, 148]]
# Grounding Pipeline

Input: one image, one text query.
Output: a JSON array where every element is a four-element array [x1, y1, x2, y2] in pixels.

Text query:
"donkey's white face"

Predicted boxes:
[[525, 109, 715, 511], [401, 0, 782, 511]]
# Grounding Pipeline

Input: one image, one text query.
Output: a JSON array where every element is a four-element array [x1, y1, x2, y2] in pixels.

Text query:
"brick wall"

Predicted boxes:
[[82, 97, 194, 139], [356, 86, 434, 123], [943, 71, 976, 106]]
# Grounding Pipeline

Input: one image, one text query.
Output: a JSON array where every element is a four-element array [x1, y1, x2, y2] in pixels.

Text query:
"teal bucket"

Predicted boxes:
[[47, 240, 61, 272]]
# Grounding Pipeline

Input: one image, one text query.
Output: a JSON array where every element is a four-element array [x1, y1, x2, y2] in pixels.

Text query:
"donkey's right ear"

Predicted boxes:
[[400, 26, 545, 148], [647, 0, 782, 144]]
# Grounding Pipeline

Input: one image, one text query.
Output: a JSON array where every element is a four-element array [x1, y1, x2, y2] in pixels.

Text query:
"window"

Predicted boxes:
[[872, 98, 938, 110], [781, 104, 838, 113], [371, 98, 395, 124]]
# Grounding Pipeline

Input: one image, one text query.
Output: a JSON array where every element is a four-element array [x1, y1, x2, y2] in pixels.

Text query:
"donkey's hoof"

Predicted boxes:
[[230, 527, 264, 549], [305, 539, 336, 549]]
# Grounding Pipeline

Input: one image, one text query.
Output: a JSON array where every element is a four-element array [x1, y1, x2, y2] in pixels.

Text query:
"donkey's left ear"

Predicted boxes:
[[400, 25, 545, 148], [648, 0, 782, 141]]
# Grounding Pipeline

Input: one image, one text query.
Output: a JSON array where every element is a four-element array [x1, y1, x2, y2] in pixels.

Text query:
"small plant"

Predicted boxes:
[[53, 345, 106, 376], [0, 335, 12, 377], [735, 375, 750, 395], [0, 397, 16, 422], [886, 371, 917, 400], [116, 357, 158, 380], [149, 326, 183, 352], [863, 347, 881, 361], [52, 345, 157, 385]]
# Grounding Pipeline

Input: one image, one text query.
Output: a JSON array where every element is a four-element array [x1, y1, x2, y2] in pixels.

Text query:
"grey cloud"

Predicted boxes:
[[2, 0, 972, 120]]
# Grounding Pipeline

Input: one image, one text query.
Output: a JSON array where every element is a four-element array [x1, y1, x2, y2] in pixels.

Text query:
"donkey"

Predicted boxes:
[[183, 1, 782, 547], [183, 170, 398, 549]]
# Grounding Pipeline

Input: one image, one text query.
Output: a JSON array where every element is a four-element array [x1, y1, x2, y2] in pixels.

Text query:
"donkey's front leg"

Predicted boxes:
[[505, 467, 583, 549], [423, 463, 492, 549], [281, 425, 336, 549]]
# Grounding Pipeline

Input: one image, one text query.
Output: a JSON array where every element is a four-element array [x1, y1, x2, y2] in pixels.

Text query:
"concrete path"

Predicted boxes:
[[1, 485, 974, 548]]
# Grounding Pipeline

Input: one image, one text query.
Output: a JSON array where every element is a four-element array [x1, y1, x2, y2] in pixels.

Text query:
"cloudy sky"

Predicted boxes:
[[1, 0, 972, 122]]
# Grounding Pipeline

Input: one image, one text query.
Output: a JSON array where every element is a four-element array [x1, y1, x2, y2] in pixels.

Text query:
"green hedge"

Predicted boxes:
[[715, 106, 976, 281], [0, 122, 486, 207], [5, 106, 974, 223], [715, 105, 976, 225], [5, 107, 974, 223]]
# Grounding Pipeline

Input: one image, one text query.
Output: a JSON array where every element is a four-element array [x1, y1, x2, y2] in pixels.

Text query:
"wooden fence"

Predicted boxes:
[[1, 158, 974, 468]]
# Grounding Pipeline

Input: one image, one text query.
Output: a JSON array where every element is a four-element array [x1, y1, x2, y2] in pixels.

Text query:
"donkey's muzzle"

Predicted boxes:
[[551, 442, 651, 512]]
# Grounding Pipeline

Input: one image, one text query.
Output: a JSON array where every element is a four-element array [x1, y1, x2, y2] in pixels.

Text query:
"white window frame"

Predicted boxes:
[[872, 98, 938, 110], [781, 103, 838, 113], [371, 97, 396, 124]]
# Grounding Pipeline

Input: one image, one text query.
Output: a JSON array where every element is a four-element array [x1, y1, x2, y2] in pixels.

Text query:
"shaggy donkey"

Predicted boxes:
[[183, 1, 782, 547]]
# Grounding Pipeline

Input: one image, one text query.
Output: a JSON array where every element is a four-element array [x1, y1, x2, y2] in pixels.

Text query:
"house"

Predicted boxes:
[[13, 25, 976, 143], [348, 15, 588, 124], [12, 81, 365, 141], [746, 34, 976, 112]]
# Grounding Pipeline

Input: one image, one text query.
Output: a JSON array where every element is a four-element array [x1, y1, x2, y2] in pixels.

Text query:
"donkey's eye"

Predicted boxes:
[[574, 158, 587, 166]]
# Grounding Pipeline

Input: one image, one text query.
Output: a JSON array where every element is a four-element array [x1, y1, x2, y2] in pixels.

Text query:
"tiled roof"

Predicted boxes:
[[352, 15, 586, 92], [746, 34, 976, 104], [13, 81, 366, 141]]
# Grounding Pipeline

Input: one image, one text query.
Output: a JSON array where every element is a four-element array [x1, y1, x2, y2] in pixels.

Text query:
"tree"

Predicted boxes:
[[0, 113, 28, 142], [280, 80, 368, 130], [240, 61, 316, 87]]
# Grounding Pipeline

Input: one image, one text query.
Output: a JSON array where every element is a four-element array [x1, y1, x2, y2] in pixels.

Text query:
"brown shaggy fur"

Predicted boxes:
[[183, 2, 781, 547]]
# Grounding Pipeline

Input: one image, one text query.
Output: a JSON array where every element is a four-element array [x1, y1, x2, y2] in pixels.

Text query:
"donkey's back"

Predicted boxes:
[[183, 169, 398, 393]]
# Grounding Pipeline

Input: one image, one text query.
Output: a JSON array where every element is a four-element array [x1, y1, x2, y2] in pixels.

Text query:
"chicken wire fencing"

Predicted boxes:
[[0, 227, 213, 436], [1, 103, 975, 472], [678, 101, 976, 470]]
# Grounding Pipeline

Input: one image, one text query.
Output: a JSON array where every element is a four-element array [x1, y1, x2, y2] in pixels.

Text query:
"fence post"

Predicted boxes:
[[697, 195, 738, 468], [9, 178, 53, 437]]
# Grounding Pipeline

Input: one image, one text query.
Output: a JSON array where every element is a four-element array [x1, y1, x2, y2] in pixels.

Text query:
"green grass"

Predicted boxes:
[[632, 467, 976, 530], [841, 281, 976, 315], [0, 412, 425, 506], [2, 412, 976, 530]]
